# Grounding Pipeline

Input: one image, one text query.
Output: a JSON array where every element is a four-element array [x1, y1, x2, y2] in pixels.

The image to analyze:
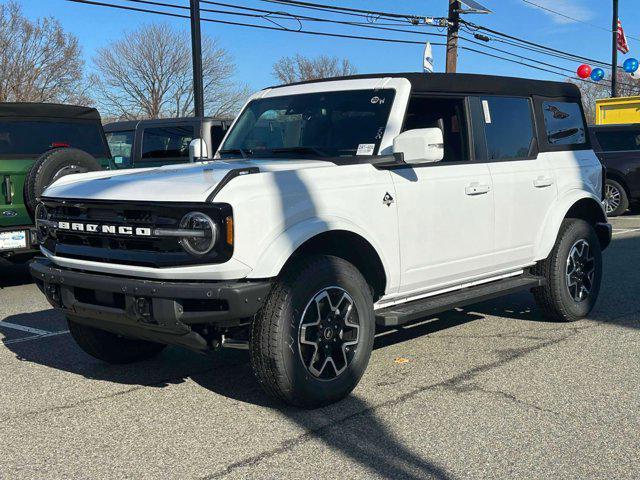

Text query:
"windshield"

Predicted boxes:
[[220, 89, 395, 158]]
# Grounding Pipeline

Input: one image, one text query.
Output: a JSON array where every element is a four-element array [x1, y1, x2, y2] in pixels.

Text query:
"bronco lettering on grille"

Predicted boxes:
[[57, 221, 152, 236]]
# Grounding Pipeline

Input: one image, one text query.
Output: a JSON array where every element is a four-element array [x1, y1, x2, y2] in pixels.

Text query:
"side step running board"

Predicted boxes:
[[375, 275, 544, 327]]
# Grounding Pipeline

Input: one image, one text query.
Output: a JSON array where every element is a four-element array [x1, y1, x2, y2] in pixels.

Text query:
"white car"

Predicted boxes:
[[31, 73, 612, 407]]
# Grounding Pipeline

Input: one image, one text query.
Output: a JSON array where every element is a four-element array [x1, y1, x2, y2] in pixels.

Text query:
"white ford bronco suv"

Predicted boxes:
[[31, 73, 611, 407]]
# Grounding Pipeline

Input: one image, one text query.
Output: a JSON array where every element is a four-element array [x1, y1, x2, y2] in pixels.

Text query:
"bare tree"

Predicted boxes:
[[0, 1, 87, 104], [273, 54, 357, 84], [91, 23, 247, 120], [570, 72, 640, 123]]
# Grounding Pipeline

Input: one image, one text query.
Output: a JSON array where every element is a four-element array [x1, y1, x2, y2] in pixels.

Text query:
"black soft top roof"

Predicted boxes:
[[271, 72, 581, 99], [0, 102, 101, 121]]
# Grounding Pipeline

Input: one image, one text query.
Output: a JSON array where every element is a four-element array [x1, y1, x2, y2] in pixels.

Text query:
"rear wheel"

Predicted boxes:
[[68, 317, 166, 364], [25, 148, 102, 216], [250, 255, 375, 408], [604, 178, 629, 217], [532, 219, 602, 322]]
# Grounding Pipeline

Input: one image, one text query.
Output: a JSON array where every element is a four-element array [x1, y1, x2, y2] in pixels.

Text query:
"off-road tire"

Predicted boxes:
[[250, 255, 375, 408], [68, 317, 166, 364], [604, 178, 629, 217], [25, 148, 102, 216], [532, 219, 602, 322]]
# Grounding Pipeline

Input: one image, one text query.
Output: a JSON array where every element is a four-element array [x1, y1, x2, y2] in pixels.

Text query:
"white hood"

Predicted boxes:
[[42, 159, 331, 202]]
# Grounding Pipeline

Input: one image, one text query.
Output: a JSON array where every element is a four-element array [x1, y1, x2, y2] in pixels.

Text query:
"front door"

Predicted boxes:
[[391, 96, 495, 297]]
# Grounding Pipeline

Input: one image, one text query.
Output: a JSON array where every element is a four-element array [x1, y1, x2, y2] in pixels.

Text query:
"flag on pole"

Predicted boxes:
[[617, 19, 630, 54], [423, 42, 434, 73]]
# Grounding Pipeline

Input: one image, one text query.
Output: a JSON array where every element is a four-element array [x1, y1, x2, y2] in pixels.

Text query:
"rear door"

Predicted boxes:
[[475, 96, 558, 270], [135, 123, 195, 168]]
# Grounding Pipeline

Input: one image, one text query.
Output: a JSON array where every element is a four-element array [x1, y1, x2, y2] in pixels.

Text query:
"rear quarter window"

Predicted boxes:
[[542, 101, 587, 146], [0, 119, 108, 157]]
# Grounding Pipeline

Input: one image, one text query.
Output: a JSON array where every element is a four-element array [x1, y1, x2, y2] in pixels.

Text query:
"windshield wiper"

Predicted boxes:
[[219, 148, 251, 159], [268, 146, 329, 157]]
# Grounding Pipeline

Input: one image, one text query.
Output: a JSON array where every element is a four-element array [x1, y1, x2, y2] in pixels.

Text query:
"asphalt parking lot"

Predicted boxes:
[[1, 215, 639, 480]]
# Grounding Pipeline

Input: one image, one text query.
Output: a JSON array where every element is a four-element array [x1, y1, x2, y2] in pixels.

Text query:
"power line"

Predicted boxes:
[[198, 0, 448, 37], [64, 0, 446, 46], [461, 19, 623, 70], [521, 0, 640, 42], [258, 0, 426, 22], [64, 0, 639, 90]]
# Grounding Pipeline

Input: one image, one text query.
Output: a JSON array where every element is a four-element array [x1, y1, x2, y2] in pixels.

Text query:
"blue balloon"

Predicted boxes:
[[590, 68, 605, 81], [623, 58, 639, 73]]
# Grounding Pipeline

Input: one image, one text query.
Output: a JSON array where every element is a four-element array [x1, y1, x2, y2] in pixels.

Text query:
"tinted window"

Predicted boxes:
[[481, 97, 535, 160], [141, 126, 194, 160], [594, 129, 640, 152], [542, 101, 586, 145], [0, 120, 107, 157], [105, 130, 135, 165], [220, 89, 395, 158]]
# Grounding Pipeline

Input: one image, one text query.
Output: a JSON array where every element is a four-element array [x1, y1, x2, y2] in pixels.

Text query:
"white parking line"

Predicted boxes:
[[613, 228, 640, 236], [0, 322, 52, 335], [2, 330, 69, 346]]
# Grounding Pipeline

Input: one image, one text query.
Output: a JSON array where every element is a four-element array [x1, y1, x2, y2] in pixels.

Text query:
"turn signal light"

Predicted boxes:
[[225, 216, 234, 245]]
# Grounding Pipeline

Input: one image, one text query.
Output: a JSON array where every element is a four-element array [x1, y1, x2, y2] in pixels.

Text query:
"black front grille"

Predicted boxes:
[[40, 198, 233, 267]]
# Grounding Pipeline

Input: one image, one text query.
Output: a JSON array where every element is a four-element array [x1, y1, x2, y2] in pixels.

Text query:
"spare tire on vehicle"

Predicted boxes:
[[24, 148, 102, 216]]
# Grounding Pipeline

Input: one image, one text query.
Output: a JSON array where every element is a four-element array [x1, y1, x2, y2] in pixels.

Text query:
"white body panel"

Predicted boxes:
[[40, 75, 607, 307]]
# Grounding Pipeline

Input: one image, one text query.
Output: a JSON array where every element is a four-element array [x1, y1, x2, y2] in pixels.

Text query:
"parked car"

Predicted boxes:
[[103, 117, 230, 168], [31, 73, 611, 407], [0, 103, 112, 261], [589, 123, 640, 216]]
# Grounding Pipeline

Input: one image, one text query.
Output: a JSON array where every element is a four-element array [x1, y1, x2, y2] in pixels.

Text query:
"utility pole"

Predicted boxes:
[[446, 0, 460, 73], [190, 0, 205, 118], [611, 0, 619, 97]]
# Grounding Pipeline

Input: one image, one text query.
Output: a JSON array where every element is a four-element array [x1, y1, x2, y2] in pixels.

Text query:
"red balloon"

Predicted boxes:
[[577, 64, 592, 79]]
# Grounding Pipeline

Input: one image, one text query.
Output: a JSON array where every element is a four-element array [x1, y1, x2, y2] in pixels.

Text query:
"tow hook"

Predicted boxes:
[[45, 284, 62, 308], [134, 297, 152, 321]]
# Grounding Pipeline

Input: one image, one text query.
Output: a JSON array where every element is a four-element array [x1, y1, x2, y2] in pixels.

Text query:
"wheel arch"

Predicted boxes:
[[536, 191, 609, 260], [247, 220, 390, 301]]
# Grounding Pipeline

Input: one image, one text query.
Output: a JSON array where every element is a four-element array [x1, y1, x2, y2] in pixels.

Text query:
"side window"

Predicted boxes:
[[594, 129, 640, 152], [480, 96, 536, 160], [403, 96, 469, 162], [141, 126, 194, 160], [542, 101, 586, 146]]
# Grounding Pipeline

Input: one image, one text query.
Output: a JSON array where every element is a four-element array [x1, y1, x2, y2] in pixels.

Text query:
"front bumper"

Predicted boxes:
[[30, 258, 271, 350]]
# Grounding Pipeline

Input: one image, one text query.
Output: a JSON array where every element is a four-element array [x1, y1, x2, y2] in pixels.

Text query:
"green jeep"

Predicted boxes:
[[0, 103, 112, 261]]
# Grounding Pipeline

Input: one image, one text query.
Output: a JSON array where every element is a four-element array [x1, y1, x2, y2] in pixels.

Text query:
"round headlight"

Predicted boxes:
[[179, 212, 217, 256]]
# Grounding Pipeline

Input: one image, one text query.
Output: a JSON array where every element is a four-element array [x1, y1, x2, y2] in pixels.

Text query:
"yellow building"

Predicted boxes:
[[595, 96, 640, 125]]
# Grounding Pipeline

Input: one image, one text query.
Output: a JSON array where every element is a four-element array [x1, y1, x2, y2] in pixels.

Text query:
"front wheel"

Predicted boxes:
[[250, 255, 375, 408], [532, 219, 603, 322]]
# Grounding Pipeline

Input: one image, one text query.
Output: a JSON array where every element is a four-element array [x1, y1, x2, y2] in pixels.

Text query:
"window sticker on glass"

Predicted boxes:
[[482, 100, 492, 124], [356, 143, 375, 156]]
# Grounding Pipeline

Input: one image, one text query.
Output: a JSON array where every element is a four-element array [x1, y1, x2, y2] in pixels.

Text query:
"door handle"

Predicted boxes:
[[465, 182, 491, 196], [533, 176, 554, 188]]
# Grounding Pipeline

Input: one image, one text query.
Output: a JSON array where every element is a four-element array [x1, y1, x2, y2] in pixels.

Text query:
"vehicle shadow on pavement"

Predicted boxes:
[[0, 263, 34, 289]]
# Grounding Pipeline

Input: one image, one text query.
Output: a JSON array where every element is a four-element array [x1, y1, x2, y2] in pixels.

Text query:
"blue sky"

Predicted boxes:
[[18, 0, 640, 92]]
